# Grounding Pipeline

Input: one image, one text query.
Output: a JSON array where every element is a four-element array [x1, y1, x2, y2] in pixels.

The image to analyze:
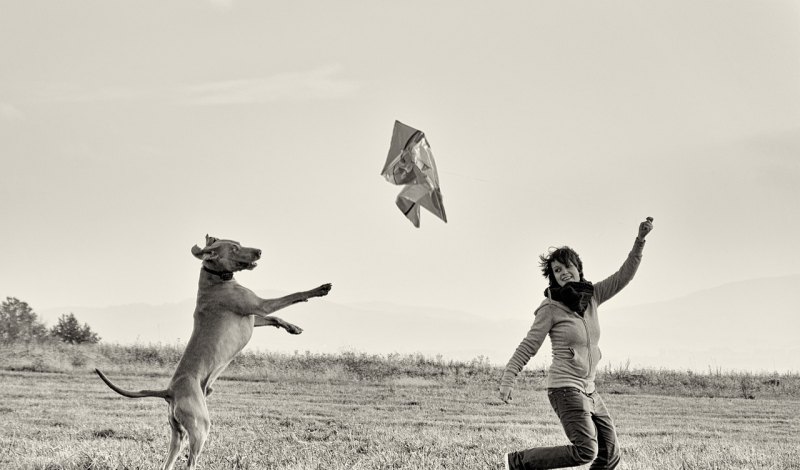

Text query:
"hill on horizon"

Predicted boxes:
[[37, 274, 800, 373], [600, 274, 800, 372]]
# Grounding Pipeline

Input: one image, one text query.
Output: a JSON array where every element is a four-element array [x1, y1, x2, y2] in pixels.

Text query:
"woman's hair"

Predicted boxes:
[[539, 246, 584, 287]]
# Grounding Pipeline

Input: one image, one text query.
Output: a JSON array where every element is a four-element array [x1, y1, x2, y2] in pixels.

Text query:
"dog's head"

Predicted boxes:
[[191, 235, 261, 273]]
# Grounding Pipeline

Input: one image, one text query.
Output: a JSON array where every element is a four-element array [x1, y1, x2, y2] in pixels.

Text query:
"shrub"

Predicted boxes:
[[50, 313, 100, 344]]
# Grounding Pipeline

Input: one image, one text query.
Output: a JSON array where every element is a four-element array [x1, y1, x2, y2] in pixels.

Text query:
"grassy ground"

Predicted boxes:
[[3, 341, 799, 400], [1, 342, 799, 469]]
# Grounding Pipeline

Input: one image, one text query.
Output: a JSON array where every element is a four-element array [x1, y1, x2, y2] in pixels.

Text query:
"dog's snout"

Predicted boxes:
[[255, 249, 262, 258]]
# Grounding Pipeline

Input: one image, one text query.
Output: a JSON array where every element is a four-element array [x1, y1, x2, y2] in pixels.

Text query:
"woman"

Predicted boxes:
[[499, 217, 654, 470]]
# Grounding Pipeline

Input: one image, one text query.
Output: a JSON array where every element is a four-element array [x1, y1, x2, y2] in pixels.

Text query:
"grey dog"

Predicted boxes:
[[95, 235, 332, 470]]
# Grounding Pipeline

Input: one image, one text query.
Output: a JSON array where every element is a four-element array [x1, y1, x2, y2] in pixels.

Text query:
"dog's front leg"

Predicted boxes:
[[253, 315, 302, 334], [258, 283, 332, 315]]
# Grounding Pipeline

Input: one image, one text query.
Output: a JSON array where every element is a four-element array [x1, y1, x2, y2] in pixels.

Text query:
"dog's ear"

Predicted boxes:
[[205, 235, 219, 247], [192, 245, 219, 261]]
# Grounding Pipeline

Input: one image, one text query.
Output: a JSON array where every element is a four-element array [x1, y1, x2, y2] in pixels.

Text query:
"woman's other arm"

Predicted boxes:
[[499, 307, 554, 402]]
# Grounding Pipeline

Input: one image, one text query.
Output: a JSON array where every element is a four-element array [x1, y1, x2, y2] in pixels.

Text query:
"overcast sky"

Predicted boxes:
[[2, 1, 800, 329]]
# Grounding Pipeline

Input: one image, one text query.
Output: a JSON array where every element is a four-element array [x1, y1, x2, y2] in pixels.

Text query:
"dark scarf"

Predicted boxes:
[[546, 281, 594, 316]]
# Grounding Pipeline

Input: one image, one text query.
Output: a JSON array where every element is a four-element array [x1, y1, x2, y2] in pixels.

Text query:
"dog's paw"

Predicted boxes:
[[285, 324, 303, 335], [314, 283, 332, 297]]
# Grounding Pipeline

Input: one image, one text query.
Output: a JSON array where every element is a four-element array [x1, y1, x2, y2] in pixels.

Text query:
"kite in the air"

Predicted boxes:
[[380, 121, 447, 227]]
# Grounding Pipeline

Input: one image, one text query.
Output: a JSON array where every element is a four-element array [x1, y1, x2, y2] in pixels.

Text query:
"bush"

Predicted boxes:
[[51, 313, 100, 344]]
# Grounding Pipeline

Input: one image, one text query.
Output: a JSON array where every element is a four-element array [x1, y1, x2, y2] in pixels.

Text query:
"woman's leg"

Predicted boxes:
[[588, 393, 621, 470], [507, 388, 599, 469]]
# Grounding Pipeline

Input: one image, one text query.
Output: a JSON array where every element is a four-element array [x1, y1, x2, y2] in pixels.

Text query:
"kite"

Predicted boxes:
[[380, 121, 447, 227]]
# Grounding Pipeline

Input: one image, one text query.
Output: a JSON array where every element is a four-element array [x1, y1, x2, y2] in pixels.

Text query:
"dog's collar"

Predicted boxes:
[[203, 266, 234, 281]]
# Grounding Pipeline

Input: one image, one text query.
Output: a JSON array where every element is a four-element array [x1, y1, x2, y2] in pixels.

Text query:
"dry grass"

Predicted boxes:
[[0, 342, 799, 469], [1, 370, 798, 469], [2, 342, 797, 400]]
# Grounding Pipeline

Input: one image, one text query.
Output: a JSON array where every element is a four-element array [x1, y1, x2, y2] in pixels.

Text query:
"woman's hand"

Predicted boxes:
[[637, 216, 654, 241], [499, 384, 513, 403], [499, 371, 514, 403]]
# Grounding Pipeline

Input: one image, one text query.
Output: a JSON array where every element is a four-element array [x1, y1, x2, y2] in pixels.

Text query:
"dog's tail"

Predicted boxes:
[[94, 368, 170, 400]]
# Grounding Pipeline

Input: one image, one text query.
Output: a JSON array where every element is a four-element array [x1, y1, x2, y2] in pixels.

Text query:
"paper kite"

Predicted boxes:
[[380, 121, 447, 227]]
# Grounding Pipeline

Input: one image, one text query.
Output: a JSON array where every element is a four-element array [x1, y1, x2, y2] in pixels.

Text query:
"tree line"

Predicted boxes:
[[0, 297, 100, 344]]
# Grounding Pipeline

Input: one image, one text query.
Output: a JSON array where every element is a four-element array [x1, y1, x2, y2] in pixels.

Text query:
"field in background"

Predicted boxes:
[[1, 342, 799, 469], [3, 341, 799, 400]]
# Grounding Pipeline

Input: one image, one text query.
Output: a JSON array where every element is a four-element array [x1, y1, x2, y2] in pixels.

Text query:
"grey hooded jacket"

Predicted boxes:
[[501, 238, 645, 393]]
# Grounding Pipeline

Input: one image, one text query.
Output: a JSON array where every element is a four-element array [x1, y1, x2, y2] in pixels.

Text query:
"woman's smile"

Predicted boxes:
[[551, 260, 581, 287]]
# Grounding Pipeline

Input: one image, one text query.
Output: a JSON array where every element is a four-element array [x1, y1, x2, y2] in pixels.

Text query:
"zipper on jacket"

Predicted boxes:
[[579, 315, 593, 379]]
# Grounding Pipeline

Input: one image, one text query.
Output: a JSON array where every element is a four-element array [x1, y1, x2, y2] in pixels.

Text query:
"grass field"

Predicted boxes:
[[1, 343, 799, 469]]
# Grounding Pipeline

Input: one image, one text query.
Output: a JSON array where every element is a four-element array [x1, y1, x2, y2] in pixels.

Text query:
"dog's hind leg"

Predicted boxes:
[[162, 411, 185, 470], [175, 396, 210, 470], [186, 423, 209, 470]]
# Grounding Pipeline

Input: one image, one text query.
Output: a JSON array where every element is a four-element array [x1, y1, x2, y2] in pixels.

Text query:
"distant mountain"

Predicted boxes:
[[41, 297, 529, 365], [40, 299, 197, 345], [39, 275, 800, 372], [600, 274, 800, 372]]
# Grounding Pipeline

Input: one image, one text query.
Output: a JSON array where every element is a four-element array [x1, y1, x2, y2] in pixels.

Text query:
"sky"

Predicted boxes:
[[2, 1, 800, 365]]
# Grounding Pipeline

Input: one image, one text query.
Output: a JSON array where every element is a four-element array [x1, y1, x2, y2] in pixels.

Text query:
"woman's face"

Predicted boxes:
[[551, 260, 581, 287]]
